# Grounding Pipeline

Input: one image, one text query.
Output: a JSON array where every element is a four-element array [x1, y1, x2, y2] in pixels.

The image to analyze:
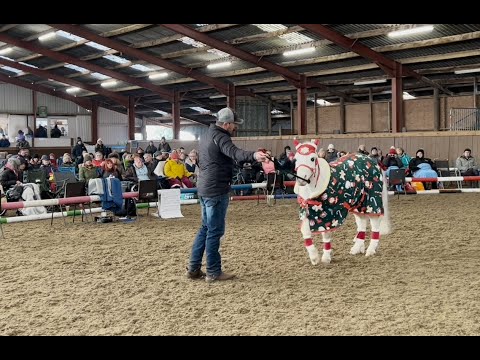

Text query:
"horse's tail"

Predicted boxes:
[[379, 169, 392, 235]]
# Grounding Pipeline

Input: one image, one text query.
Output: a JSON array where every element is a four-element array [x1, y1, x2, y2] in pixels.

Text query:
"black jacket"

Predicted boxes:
[[197, 124, 255, 197]]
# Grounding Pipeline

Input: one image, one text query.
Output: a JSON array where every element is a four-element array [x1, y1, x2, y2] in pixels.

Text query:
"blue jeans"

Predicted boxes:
[[189, 194, 230, 277]]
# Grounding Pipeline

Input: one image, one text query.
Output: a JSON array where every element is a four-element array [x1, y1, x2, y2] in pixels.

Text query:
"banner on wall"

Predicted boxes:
[[37, 106, 48, 117]]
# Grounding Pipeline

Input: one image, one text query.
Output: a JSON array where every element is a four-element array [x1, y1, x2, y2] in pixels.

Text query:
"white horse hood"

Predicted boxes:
[[293, 140, 331, 200]]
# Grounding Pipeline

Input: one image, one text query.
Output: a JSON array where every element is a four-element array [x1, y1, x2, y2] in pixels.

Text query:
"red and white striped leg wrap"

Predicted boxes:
[[324, 242, 331, 250], [371, 231, 380, 240], [304, 238, 313, 247]]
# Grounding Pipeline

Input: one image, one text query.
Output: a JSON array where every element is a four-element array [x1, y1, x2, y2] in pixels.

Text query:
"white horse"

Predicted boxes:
[[293, 139, 391, 264]]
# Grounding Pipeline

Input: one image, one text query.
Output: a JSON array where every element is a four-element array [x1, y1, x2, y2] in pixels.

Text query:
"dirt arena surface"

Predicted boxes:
[[0, 194, 479, 336]]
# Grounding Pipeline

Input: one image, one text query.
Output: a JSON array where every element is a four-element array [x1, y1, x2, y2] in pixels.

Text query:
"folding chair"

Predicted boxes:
[[388, 168, 407, 199], [54, 181, 93, 225], [434, 159, 462, 189], [132, 179, 158, 219]]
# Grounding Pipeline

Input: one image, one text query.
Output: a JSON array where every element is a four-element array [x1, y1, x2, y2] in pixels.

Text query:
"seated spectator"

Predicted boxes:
[[277, 146, 296, 179], [124, 154, 157, 183], [49, 153, 58, 169], [325, 144, 338, 163], [409, 149, 438, 189], [396, 147, 411, 169], [317, 148, 326, 159], [153, 151, 169, 177], [163, 151, 194, 188], [383, 148, 403, 184], [61, 153, 75, 167], [145, 141, 157, 155], [369, 147, 383, 165], [456, 148, 479, 176], [136, 147, 145, 158], [94, 138, 106, 156], [185, 150, 199, 177], [0, 134, 10, 147], [92, 152, 104, 167], [78, 154, 99, 183], [338, 150, 347, 157], [29, 154, 41, 169], [122, 152, 134, 171], [0, 156, 22, 192], [99, 158, 122, 179], [357, 144, 369, 156], [34, 125, 48, 138], [40, 155, 55, 182]]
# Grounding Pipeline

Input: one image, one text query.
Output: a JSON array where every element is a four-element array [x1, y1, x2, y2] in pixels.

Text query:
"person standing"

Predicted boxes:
[[186, 107, 267, 282]]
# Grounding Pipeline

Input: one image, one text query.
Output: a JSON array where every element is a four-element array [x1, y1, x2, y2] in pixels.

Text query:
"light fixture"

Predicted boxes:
[[283, 47, 316, 57], [101, 80, 117, 88], [388, 25, 434, 38], [0, 47, 12, 55], [354, 79, 387, 86], [66, 87, 80, 93], [148, 72, 168, 80], [403, 92, 416, 100], [454, 68, 480, 75], [209, 94, 227, 99], [316, 99, 332, 106], [38, 32, 56, 41], [207, 61, 232, 69]]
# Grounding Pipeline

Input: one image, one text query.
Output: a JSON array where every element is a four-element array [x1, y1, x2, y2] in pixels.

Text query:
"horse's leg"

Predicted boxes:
[[321, 232, 333, 264], [300, 218, 320, 265], [366, 216, 381, 256], [350, 214, 367, 255]]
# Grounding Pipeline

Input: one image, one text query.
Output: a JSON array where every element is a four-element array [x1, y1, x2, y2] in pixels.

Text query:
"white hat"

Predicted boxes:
[[328, 144, 335, 150], [216, 107, 244, 125]]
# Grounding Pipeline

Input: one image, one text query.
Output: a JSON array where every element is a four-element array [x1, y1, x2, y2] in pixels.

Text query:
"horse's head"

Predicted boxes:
[[293, 139, 331, 199], [293, 139, 320, 186]]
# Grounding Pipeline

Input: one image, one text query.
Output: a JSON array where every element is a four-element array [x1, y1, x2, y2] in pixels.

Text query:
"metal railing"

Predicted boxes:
[[449, 108, 480, 131]]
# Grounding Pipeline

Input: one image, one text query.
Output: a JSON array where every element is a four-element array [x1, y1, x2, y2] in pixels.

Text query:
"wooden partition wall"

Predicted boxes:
[[156, 131, 480, 167]]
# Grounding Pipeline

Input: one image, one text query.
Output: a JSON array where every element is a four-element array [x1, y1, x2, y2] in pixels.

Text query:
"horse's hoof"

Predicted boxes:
[[365, 249, 376, 257], [310, 256, 320, 265], [321, 255, 331, 264], [350, 240, 365, 255]]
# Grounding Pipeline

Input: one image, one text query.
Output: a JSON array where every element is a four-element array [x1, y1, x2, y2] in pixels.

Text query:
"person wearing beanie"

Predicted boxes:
[[78, 153, 99, 183], [408, 149, 438, 189], [383, 147, 402, 179], [325, 144, 337, 163], [72, 138, 87, 166]]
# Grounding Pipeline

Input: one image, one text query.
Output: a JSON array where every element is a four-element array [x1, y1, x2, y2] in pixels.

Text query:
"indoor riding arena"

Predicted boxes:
[[0, 193, 479, 335], [1, 24, 480, 336]]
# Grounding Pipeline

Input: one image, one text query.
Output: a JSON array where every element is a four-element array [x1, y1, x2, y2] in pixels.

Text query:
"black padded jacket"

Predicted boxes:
[[197, 124, 255, 198]]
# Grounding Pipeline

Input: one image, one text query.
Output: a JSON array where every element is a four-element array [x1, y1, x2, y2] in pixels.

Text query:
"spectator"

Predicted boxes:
[[382, 148, 403, 179], [99, 158, 123, 179], [357, 144, 369, 156], [145, 141, 157, 155], [34, 125, 48, 138], [92, 152, 104, 167], [78, 154, 99, 183], [456, 148, 479, 176], [164, 151, 194, 188], [396, 147, 412, 169], [50, 124, 62, 138], [72, 137, 87, 165], [325, 144, 338, 163], [159, 136, 171, 153], [0, 134, 10, 147], [94, 138, 106, 156], [409, 149, 438, 190]]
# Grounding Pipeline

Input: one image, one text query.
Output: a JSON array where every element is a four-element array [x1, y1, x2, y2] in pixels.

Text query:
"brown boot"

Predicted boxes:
[[205, 272, 236, 282], [186, 267, 206, 280]]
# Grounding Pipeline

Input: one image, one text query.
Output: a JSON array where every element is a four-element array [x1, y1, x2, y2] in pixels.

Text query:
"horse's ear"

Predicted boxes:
[[313, 139, 320, 146], [293, 139, 300, 149]]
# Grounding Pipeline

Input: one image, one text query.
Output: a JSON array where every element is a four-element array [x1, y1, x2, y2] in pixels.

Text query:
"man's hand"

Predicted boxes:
[[254, 151, 268, 162]]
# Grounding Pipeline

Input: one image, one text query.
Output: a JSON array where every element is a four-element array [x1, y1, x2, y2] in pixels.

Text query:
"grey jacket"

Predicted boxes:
[[197, 124, 255, 197]]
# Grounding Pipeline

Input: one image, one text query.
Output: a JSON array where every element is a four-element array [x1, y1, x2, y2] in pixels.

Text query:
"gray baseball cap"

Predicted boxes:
[[216, 107, 244, 125]]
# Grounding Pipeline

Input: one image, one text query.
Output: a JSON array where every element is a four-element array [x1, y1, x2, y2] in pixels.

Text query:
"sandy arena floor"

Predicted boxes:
[[0, 193, 479, 335]]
